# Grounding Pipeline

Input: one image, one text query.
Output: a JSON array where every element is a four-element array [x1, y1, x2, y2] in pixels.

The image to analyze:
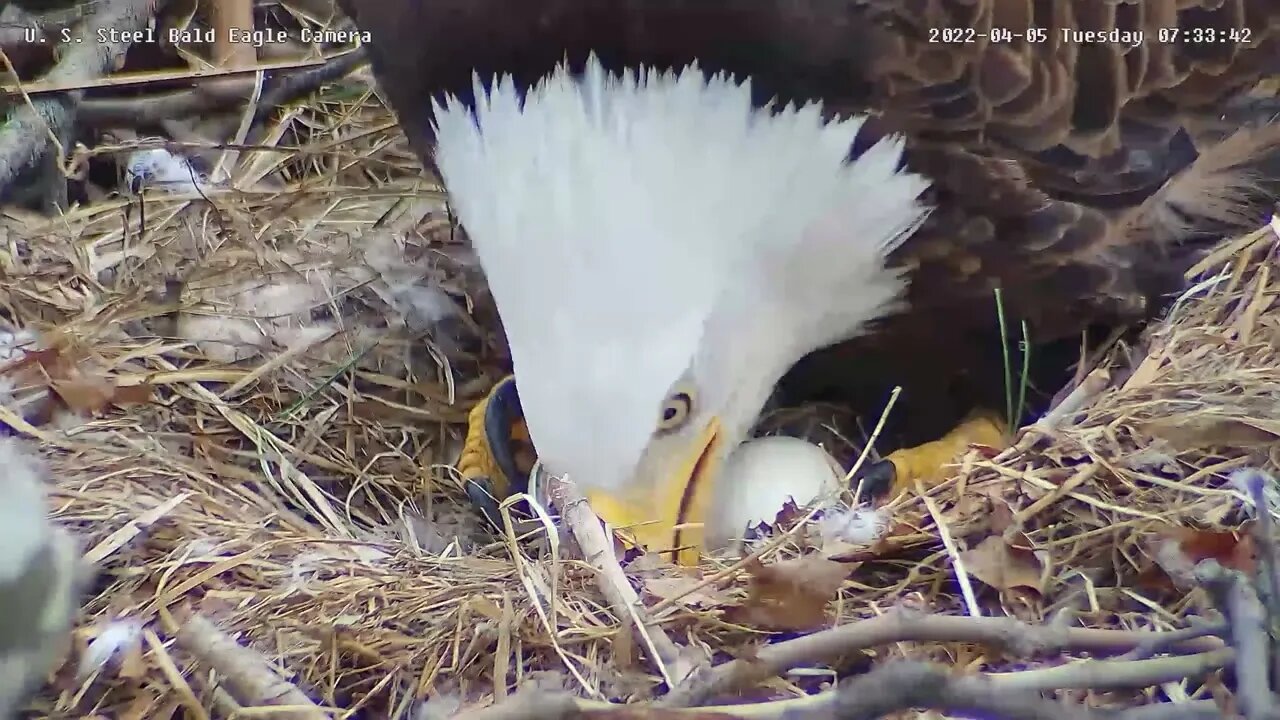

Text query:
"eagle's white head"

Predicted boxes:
[[432, 55, 930, 562]]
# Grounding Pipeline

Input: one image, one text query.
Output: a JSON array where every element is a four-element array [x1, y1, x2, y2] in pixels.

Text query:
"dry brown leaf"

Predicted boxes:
[[960, 534, 1044, 594], [626, 551, 675, 577], [1139, 416, 1278, 448], [1172, 525, 1254, 568], [772, 498, 805, 529], [109, 382, 155, 406], [641, 575, 728, 609], [949, 494, 991, 524], [988, 500, 1016, 535], [51, 376, 152, 414], [8, 344, 151, 416], [724, 555, 852, 631], [971, 444, 1001, 459], [1168, 525, 1256, 574], [8, 346, 68, 376], [468, 596, 506, 622], [51, 377, 117, 414], [1137, 559, 1181, 594]]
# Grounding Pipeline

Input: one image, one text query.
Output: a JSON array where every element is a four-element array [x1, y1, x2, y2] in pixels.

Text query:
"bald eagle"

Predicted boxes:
[[336, 0, 1280, 564]]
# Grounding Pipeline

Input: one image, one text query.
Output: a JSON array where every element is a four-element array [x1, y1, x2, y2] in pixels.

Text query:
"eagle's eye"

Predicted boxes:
[[657, 390, 694, 432]]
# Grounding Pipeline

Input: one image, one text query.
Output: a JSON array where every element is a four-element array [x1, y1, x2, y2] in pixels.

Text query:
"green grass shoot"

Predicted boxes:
[[994, 287, 1032, 436]]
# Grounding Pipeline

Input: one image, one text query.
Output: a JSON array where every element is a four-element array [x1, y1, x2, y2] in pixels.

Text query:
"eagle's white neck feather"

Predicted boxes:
[[431, 56, 931, 490]]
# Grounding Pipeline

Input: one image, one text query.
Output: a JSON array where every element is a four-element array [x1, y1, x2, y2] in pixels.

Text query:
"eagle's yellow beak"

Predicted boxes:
[[586, 418, 723, 566]]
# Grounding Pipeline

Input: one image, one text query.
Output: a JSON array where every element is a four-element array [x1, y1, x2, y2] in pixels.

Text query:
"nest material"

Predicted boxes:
[[1, 71, 1277, 719]]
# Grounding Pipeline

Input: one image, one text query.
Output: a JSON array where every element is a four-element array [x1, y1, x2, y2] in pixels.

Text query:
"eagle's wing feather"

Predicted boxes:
[[339, 0, 1278, 223], [336, 0, 886, 175], [822, 0, 1280, 338], [339, 0, 1280, 423], [859, 0, 1280, 138]]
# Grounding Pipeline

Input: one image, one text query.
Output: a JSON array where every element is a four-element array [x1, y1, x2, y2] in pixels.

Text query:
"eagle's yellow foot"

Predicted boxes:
[[457, 375, 536, 527], [857, 411, 1009, 499]]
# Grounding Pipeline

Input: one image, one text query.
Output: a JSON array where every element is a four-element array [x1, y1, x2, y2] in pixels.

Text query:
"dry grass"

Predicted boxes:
[[1, 64, 1277, 719]]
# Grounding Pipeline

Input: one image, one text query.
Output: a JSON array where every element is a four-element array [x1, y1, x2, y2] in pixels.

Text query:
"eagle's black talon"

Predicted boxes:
[[460, 375, 535, 530], [465, 476, 505, 529], [483, 377, 531, 496], [853, 459, 898, 500]]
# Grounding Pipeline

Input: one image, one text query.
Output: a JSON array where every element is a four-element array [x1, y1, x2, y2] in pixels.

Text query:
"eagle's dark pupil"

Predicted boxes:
[[663, 406, 678, 422]]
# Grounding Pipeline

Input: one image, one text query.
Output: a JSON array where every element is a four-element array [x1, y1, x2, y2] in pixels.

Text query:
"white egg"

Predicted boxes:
[[705, 436, 844, 550]]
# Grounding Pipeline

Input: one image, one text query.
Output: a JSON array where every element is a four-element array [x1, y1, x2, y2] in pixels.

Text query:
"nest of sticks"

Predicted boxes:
[[2, 57, 1279, 720]]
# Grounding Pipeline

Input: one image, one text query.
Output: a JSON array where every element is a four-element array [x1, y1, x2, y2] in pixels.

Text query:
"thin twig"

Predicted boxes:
[[1116, 620, 1228, 661], [916, 477, 981, 617], [990, 649, 1232, 692], [552, 474, 692, 688], [171, 612, 327, 719]]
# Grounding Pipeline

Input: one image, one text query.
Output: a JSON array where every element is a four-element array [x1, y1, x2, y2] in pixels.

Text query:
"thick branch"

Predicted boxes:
[[1195, 559, 1275, 720], [660, 607, 1224, 707], [77, 49, 366, 126], [452, 663, 1230, 720], [0, 0, 165, 191], [173, 612, 326, 719], [789, 661, 1224, 720]]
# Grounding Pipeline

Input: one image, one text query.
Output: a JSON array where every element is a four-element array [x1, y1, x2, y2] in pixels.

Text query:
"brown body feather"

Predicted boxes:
[[338, 0, 1280, 440]]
